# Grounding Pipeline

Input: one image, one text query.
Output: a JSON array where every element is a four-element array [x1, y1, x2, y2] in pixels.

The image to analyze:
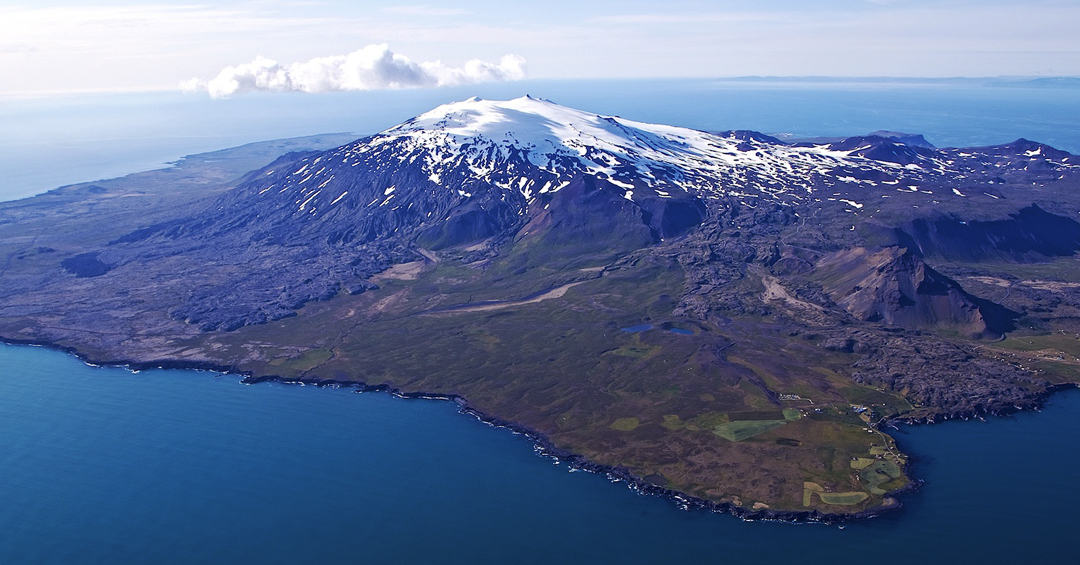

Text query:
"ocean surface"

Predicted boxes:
[[0, 343, 1078, 564], [2, 78, 1080, 562], [3, 77, 1080, 202]]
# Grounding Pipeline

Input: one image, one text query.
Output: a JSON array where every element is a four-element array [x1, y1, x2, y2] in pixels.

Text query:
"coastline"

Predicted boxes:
[[0, 334, 983, 524], [888, 381, 1080, 426], [241, 373, 913, 524]]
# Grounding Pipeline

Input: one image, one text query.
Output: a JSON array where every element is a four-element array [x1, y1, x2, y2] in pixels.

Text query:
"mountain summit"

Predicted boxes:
[[95, 97, 1079, 331], [235, 95, 957, 219], [206, 96, 1076, 246]]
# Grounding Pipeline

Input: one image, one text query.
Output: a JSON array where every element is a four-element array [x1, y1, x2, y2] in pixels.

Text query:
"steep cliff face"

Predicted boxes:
[[814, 246, 1016, 338]]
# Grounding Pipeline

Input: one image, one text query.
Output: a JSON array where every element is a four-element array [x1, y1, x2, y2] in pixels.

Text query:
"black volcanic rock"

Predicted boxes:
[[990, 138, 1073, 161], [867, 131, 935, 148], [60, 252, 111, 278], [894, 205, 1080, 262], [416, 204, 506, 250], [514, 176, 657, 259], [818, 136, 936, 165]]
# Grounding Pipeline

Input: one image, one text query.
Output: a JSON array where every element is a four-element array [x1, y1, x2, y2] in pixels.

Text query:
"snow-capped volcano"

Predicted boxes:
[[246, 96, 946, 220], [235, 96, 1076, 225], [107, 96, 1077, 331], [334, 95, 918, 204]]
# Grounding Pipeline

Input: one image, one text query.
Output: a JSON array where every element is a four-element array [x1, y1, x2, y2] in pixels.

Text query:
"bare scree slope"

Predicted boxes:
[[3, 97, 1080, 518]]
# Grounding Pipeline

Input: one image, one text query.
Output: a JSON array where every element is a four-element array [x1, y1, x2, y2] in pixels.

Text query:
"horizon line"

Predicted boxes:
[[3, 75, 1079, 100]]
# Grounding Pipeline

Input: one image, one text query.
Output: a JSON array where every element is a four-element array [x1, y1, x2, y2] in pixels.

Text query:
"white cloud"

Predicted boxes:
[[2, 1, 1078, 95], [183, 44, 526, 98]]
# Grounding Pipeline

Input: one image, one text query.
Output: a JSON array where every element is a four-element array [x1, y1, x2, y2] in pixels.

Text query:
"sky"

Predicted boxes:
[[1, 0, 1078, 96]]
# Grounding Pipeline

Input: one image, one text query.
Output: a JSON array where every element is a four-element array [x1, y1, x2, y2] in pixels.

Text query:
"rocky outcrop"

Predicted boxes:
[[60, 252, 111, 278], [850, 332, 1050, 415], [814, 246, 1016, 338], [813, 135, 936, 165], [893, 205, 1080, 262]]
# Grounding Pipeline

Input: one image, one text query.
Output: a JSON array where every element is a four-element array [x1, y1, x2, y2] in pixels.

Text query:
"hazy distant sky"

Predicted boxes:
[[2, 0, 1078, 95]]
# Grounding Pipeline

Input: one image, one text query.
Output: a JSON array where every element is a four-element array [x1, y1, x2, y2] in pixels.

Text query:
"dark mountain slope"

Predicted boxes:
[[814, 246, 1018, 338], [893, 205, 1080, 262]]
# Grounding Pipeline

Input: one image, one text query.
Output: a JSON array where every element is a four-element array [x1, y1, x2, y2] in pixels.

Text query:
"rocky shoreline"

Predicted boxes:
[[9, 334, 1025, 524], [243, 374, 914, 524], [888, 381, 1080, 426]]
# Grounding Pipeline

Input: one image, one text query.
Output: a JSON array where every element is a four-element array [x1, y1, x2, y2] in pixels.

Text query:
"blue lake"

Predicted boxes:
[[620, 324, 654, 333], [1, 343, 1078, 564]]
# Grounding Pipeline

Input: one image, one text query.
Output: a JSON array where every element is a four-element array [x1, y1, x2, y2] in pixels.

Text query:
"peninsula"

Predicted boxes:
[[2, 97, 1079, 518]]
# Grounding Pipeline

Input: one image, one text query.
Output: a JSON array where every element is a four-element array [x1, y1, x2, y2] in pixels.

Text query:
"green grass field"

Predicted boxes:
[[802, 481, 869, 506], [949, 256, 1080, 282], [996, 333, 1080, 357], [850, 457, 876, 470], [609, 417, 640, 431], [860, 459, 903, 495], [818, 492, 869, 505], [713, 419, 787, 442], [268, 348, 333, 372]]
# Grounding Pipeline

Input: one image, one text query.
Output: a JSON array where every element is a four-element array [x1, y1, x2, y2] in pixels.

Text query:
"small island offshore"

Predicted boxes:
[[2, 97, 1079, 519]]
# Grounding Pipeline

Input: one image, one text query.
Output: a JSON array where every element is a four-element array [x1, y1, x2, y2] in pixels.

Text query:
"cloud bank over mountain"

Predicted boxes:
[[4, 1, 1077, 96], [182, 44, 526, 98]]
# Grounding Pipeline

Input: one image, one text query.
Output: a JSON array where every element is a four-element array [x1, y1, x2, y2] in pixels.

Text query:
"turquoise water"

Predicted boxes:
[[1, 343, 1078, 564]]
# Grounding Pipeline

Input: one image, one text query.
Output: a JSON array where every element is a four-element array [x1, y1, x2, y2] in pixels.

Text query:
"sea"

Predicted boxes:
[[2, 78, 1080, 563]]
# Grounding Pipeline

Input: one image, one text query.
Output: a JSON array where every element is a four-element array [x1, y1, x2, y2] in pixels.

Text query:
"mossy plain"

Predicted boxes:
[[170, 247, 917, 513], [0, 227, 920, 512]]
